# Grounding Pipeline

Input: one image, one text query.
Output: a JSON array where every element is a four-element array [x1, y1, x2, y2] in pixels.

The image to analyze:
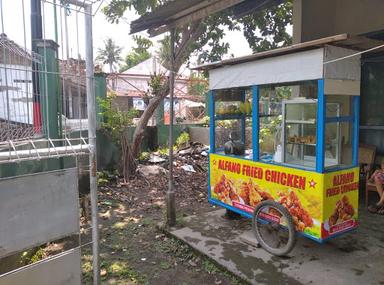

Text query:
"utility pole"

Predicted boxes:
[[166, 28, 176, 227]]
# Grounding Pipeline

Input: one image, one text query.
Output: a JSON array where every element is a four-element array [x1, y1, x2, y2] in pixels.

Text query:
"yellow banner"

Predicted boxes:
[[322, 168, 359, 238], [209, 153, 359, 240]]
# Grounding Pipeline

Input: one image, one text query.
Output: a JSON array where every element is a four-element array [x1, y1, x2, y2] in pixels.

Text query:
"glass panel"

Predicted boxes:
[[325, 121, 353, 168], [212, 87, 252, 158], [259, 87, 284, 162], [213, 88, 252, 116], [325, 95, 351, 117], [285, 102, 317, 122], [215, 119, 241, 150], [215, 101, 242, 115], [284, 101, 317, 168], [258, 81, 317, 164], [214, 119, 253, 159]]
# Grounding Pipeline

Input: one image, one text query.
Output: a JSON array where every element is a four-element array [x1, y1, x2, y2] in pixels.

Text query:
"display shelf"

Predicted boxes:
[[287, 142, 316, 147], [286, 119, 316, 124], [282, 99, 318, 169], [214, 114, 251, 120]]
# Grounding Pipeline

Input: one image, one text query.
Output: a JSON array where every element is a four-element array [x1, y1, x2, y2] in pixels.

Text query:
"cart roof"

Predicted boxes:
[[192, 34, 384, 71]]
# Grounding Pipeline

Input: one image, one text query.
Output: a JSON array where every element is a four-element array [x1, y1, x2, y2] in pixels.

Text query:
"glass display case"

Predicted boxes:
[[282, 99, 340, 169], [210, 88, 253, 158]]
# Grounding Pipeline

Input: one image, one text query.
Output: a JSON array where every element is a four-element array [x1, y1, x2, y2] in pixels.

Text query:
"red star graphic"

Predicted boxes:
[[309, 179, 317, 189]]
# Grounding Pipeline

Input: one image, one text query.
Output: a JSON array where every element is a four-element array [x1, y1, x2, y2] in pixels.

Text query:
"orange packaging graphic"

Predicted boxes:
[[209, 154, 359, 241]]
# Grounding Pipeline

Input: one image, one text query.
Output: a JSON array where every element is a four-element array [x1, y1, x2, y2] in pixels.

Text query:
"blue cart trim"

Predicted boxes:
[[316, 79, 325, 173], [252, 85, 259, 161], [352, 96, 360, 166], [209, 90, 215, 153]]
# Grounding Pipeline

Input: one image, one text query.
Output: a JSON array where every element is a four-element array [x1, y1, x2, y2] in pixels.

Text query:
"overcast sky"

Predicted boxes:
[[1, 0, 254, 70]]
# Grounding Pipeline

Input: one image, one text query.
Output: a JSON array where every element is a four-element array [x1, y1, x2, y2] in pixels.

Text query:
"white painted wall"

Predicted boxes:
[[0, 64, 33, 124]]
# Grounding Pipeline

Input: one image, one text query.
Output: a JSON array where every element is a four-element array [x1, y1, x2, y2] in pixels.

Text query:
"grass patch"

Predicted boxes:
[[108, 261, 147, 284], [156, 233, 248, 285], [159, 261, 171, 270], [202, 259, 219, 274], [140, 217, 154, 227], [82, 254, 93, 284], [155, 237, 194, 261], [112, 221, 129, 230]]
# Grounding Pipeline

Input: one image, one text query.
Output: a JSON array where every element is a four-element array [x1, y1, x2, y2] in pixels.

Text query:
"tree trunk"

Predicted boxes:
[[121, 131, 137, 181], [131, 79, 171, 160], [126, 21, 204, 177]]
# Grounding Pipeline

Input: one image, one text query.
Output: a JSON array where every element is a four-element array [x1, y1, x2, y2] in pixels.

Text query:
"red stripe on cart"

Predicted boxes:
[[330, 219, 355, 234], [259, 211, 281, 223], [232, 201, 254, 214]]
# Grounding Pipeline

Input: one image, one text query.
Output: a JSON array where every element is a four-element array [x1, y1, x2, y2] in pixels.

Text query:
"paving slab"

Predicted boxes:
[[169, 208, 384, 285]]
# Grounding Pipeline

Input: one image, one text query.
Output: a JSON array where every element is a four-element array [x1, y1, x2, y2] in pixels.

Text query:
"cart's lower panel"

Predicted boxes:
[[208, 153, 359, 242]]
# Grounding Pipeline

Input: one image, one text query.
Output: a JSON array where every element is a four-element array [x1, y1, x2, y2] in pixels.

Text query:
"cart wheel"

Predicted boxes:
[[252, 200, 296, 256]]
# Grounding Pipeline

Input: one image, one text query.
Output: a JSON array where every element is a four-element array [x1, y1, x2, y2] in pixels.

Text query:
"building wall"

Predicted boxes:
[[293, 0, 384, 157], [293, 0, 384, 43], [112, 96, 131, 111], [0, 64, 33, 124]]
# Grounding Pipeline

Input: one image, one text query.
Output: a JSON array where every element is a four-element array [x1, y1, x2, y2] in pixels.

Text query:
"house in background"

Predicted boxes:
[[0, 33, 35, 140], [59, 58, 87, 119], [59, 58, 90, 133], [292, 0, 384, 157], [0, 34, 90, 139], [107, 56, 206, 126]]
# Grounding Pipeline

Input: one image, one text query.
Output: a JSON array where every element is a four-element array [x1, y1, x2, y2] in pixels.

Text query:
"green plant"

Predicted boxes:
[[30, 247, 45, 264], [119, 35, 153, 73], [202, 259, 219, 274], [97, 171, 110, 186], [139, 151, 150, 161], [148, 73, 165, 95], [202, 115, 237, 129], [98, 93, 138, 141], [96, 38, 122, 73], [157, 146, 169, 156], [156, 145, 177, 156], [202, 116, 209, 127], [98, 92, 139, 181], [175, 132, 190, 149], [188, 73, 208, 97], [259, 115, 282, 145]]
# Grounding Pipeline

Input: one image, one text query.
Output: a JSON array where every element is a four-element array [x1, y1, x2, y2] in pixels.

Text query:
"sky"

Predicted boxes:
[[1, 0, 254, 70]]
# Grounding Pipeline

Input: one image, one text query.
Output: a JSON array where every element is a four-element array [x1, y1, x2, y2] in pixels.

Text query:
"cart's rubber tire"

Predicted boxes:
[[252, 200, 296, 256]]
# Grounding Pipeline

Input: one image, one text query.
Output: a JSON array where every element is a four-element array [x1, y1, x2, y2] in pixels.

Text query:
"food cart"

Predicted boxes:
[[202, 42, 361, 255]]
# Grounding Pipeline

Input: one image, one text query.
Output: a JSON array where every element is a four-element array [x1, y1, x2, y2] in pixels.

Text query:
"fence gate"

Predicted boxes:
[[0, 0, 99, 284], [0, 169, 81, 285]]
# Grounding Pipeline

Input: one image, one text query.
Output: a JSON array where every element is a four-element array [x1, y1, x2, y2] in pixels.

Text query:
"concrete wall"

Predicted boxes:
[[293, 0, 384, 43], [189, 127, 253, 148]]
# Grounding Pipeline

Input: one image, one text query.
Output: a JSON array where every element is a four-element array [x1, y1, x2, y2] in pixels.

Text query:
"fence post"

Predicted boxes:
[[35, 40, 60, 139], [84, 4, 100, 285], [94, 72, 107, 128]]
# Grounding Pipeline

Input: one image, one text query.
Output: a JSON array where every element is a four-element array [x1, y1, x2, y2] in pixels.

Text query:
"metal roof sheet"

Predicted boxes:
[[192, 33, 384, 70], [130, 0, 283, 36]]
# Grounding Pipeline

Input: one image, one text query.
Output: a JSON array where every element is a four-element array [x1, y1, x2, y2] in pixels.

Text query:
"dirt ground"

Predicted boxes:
[[79, 160, 248, 285]]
